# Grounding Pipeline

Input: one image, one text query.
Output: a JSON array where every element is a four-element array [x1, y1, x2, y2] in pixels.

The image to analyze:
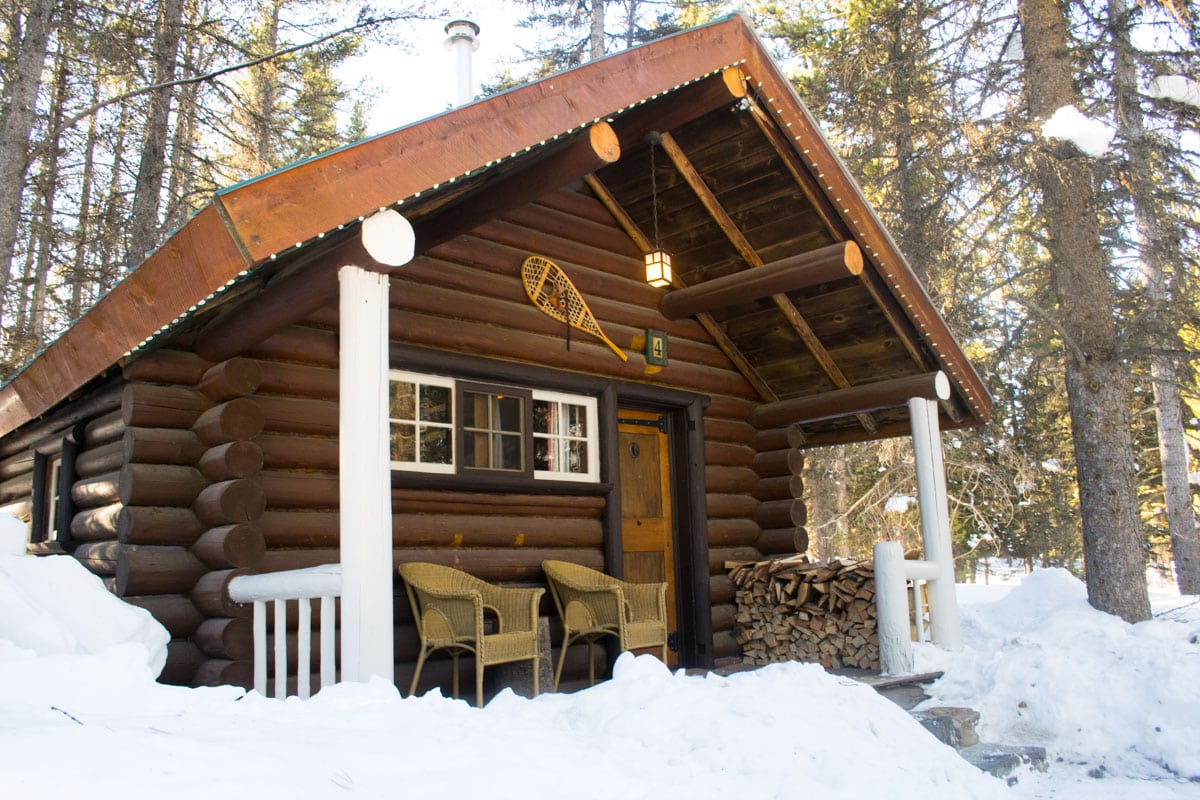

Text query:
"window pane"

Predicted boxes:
[[566, 404, 587, 437], [534, 437, 551, 472], [533, 400, 550, 435], [390, 381, 416, 419], [496, 395, 522, 432], [498, 433, 523, 470], [421, 385, 450, 423], [420, 425, 451, 464], [390, 422, 415, 461]]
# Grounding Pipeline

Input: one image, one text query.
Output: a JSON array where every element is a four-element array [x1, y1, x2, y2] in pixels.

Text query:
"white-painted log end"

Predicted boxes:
[[361, 209, 414, 267]]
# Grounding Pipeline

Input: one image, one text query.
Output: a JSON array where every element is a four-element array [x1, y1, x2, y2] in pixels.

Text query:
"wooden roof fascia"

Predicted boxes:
[[583, 173, 777, 403], [215, 20, 754, 266], [0, 206, 251, 435], [735, 27, 993, 425], [656, 131, 877, 433]]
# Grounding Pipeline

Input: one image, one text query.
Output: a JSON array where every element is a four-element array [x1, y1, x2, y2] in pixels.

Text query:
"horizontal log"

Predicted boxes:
[[756, 527, 805, 556], [709, 573, 736, 604], [707, 517, 762, 548], [72, 470, 120, 508], [122, 594, 205, 638], [754, 498, 807, 530], [753, 474, 804, 502], [70, 502, 122, 542], [706, 493, 758, 519], [255, 396, 339, 437], [192, 398, 264, 445], [702, 416, 757, 446], [192, 479, 266, 525], [660, 242, 864, 320], [712, 629, 740, 660], [0, 451, 32, 481], [752, 448, 804, 479], [198, 358, 261, 402], [750, 426, 793, 453], [259, 470, 338, 509], [255, 433, 338, 471], [160, 639, 205, 686], [73, 439, 124, 478], [116, 545, 208, 596], [122, 383, 211, 428], [704, 441, 755, 468], [708, 546, 761, 575], [83, 409, 125, 447], [198, 440, 263, 481], [750, 371, 951, 430], [118, 505, 205, 545], [0, 472, 32, 502], [257, 509, 338, 547], [123, 427, 206, 466], [704, 465, 759, 495], [191, 657, 253, 689], [392, 489, 606, 517], [254, 359, 338, 400], [191, 569, 252, 618], [74, 540, 120, 576], [248, 325, 338, 368], [257, 546, 604, 584], [119, 463, 206, 507], [192, 524, 266, 569], [711, 602, 737, 634], [122, 348, 209, 385], [392, 513, 603, 549], [194, 617, 254, 660]]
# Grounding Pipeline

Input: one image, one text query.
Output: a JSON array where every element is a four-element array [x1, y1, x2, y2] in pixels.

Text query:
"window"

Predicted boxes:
[[388, 371, 598, 482], [30, 450, 63, 544]]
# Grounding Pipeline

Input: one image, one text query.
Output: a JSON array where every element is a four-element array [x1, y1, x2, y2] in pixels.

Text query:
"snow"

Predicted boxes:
[[1147, 75, 1200, 109], [1040, 106, 1116, 157], [3, 550, 1200, 799]]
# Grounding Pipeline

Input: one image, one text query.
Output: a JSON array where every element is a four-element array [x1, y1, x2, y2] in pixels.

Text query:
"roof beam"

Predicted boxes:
[[656, 131, 877, 433], [196, 123, 621, 363], [750, 371, 950, 430], [659, 241, 863, 320], [583, 173, 778, 403]]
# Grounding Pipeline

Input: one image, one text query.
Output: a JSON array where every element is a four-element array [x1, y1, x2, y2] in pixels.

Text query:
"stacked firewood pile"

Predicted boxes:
[[728, 554, 880, 671]]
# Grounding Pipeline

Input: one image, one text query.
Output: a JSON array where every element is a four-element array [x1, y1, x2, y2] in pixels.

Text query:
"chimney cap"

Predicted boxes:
[[444, 19, 480, 50]]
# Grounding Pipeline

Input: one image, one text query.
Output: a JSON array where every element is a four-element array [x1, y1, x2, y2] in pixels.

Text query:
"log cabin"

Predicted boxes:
[[0, 14, 991, 696]]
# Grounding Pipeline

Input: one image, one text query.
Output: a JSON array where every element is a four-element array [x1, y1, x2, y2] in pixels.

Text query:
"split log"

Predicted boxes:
[[123, 427, 206, 466], [115, 545, 208, 596], [191, 569, 252, 618], [71, 470, 120, 508], [73, 439, 124, 478], [123, 349, 209, 385], [198, 358, 262, 402], [123, 594, 205, 638], [70, 502, 122, 541], [192, 398, 264, 445], [198, 441, 264, 481], [192, 479, 267, 524], [73, 540, 120, 576], [122, 384, 211, 428], [192, 524, 266, 569], [118, 505, 206, 545], [119, 463, 206, 507], [160, 639, 205, 686], [194, 617, 254, 660], [254, 433, 338, 471]]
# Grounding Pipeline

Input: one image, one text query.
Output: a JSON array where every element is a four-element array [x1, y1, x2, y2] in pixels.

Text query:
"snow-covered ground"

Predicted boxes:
[[1, 546, 1198, 799]]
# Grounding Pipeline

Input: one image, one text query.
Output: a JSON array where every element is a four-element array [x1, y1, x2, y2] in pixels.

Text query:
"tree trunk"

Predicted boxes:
[[127, 0, 184, 265], [0, 0, 56, 334], [1109, 0, 1200, 593], [1019, 0, 1150, 621], [590, 0, 605, 60]]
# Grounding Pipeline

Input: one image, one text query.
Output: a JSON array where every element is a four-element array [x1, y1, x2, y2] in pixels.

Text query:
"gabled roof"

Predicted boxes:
[[0, 14, 990, 442]]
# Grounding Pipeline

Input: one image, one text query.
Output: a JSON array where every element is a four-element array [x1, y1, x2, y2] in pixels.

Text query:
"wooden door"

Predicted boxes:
[[618, 409, 677, 665]]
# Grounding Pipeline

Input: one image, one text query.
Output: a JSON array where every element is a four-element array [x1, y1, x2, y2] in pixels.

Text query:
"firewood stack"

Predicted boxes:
[[728, 554, 880, 671]]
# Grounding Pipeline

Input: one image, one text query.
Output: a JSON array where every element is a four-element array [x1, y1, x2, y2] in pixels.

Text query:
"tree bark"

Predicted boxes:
[[1020, 0, 1150, 621]]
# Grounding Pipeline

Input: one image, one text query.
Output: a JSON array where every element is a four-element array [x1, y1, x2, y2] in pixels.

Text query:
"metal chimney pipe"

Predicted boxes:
[[444, 19, 480, 107]]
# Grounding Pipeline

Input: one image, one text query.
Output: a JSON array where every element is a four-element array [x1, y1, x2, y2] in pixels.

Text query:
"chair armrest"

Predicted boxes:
[[485, 587, 545, 633], [622, 581, 667, 623]]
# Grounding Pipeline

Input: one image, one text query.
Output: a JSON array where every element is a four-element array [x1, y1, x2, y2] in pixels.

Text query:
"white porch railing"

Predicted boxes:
[[228, 564, 342, 699]]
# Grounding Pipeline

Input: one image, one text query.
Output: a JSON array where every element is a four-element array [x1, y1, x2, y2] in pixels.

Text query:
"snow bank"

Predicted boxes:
[[919, 569, 1200, 781], [1040, 106, 1115, 157]]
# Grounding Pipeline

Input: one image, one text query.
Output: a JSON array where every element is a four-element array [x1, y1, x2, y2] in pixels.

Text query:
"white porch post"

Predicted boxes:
[[908, 378, 962, 650], [338, 209, 414, 683]]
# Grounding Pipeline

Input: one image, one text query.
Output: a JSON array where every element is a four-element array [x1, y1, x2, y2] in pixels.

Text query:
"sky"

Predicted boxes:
[[2, 531, 1199, 799]]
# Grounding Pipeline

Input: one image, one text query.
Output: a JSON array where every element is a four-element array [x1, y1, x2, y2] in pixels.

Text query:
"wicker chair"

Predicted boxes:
[[541, 559, 668, 690], [398, 562, 544, 707]]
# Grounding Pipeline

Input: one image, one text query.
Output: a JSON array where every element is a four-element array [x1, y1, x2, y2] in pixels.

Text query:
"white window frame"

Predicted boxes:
[[388, 370, 456, 474], [532, 390, 599, 483]]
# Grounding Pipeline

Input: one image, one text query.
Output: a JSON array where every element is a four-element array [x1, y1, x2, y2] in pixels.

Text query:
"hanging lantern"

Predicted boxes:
[[644, 248, 672, 288]]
